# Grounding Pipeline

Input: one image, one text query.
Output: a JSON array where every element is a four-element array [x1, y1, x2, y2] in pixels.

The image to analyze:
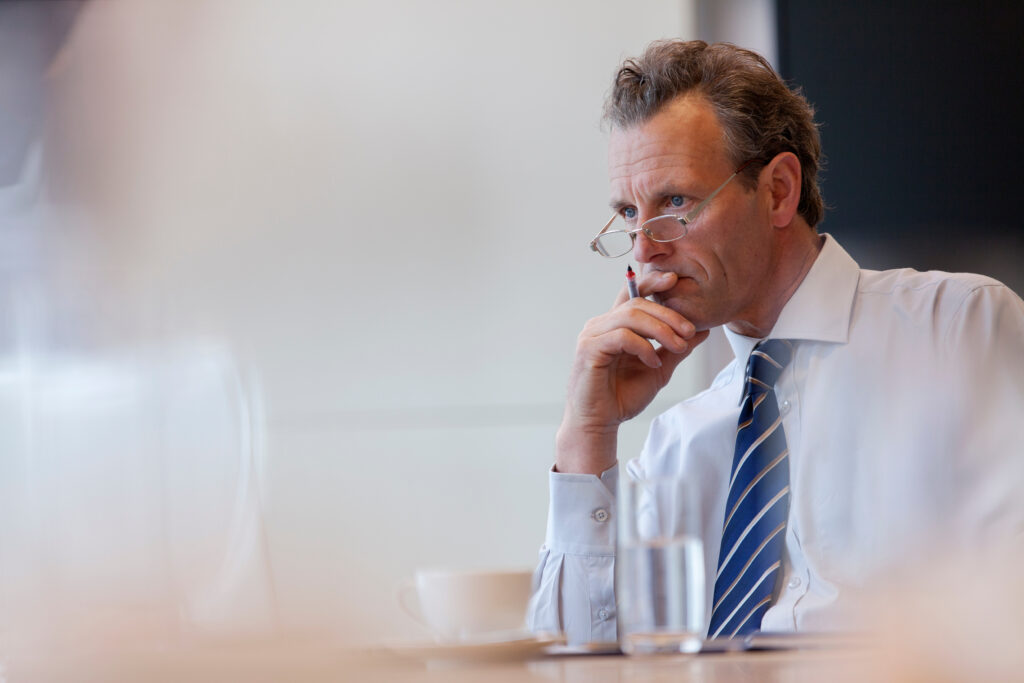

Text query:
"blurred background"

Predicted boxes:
[[0, 0, 1021, 651]]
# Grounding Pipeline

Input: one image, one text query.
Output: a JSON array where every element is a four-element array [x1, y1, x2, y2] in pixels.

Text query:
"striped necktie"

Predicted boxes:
[[708, 339, 793, 639]]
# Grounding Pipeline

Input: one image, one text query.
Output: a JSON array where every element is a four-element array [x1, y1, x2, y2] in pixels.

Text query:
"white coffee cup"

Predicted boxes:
[[397, 568, 533, 642]]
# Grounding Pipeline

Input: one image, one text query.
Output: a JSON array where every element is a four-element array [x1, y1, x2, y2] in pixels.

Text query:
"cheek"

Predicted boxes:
[[686, 232, 731, 282], [710, 212, 769, 277]]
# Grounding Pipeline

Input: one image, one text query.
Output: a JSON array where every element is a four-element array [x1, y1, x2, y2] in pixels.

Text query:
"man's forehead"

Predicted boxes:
[[607, 95, 728, 180], [607, 146, 705, 180]]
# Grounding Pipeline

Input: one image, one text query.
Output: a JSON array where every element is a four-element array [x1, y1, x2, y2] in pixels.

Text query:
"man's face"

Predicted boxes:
[[608, 95, 777, 332]]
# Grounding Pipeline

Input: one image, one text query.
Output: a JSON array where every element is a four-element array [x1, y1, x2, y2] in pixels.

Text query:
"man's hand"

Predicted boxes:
[[555, 270, 709, 475]]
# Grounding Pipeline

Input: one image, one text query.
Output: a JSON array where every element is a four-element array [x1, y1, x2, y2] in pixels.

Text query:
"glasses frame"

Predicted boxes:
[[589, 160, 755, 258]]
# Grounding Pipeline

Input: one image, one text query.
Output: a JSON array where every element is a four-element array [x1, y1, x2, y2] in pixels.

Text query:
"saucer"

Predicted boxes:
[[382, 631, 561, 662]]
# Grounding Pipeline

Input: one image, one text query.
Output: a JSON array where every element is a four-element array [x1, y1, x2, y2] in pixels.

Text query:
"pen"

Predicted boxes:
[[626, 265, 640, 299]]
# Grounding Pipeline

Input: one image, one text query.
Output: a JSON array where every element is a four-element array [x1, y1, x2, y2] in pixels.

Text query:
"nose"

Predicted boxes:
[[632, 226, 671, 263]]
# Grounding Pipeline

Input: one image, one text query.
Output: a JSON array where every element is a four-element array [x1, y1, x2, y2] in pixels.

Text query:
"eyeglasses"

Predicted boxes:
[[589, 161, 753, 258]]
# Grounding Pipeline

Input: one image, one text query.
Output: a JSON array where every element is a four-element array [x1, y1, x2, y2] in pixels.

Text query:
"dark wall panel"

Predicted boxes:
[[776, 0, 1024, 289]]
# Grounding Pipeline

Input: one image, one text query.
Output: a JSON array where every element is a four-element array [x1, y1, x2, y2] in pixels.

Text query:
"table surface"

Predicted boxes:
[[5, 636, 880, 683], [358, 647, 872, 683]]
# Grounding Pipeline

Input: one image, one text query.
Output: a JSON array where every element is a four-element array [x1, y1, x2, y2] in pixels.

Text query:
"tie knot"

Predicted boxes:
[[744, 339, 792, 391]]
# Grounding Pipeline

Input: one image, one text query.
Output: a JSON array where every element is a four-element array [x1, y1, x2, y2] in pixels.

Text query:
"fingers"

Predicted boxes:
[[589, 328, 665, 368], [564, 290, 710, 453], [637, 327, 710, 379], [655, 329, 711, 369], [580, 322, 707, 373], [587, 298, 695, 350], [637, 269, 680, 298], [588, 268, 702, 374]]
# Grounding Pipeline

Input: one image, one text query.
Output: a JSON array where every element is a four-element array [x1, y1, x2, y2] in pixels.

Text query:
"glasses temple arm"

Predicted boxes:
[[598, 212, 619, 234], [590, 212, 623, 252], [682, 172, 737, 224], [681, 160, 756, 224]]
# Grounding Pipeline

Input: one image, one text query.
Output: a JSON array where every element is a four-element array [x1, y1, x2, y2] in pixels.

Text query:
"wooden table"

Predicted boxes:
[[4, 637, 881, 682], [357, 648, 872, 683]]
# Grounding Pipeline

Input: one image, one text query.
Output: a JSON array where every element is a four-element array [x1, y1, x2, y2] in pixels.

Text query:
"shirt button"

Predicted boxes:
[[787, 576, 802, 590], [593, 508, 610, 523], [598, 608, 611, 621], [780, 399, 791, 415]]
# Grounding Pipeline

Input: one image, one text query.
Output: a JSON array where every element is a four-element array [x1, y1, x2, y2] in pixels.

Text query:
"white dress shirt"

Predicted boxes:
[[527, 235, 1024, 645]]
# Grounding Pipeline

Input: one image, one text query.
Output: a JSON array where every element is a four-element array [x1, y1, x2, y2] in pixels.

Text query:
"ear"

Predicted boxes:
[[764, 152, 802, 228]]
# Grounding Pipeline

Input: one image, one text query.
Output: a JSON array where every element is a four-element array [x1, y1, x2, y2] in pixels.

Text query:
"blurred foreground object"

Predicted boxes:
[[858, 546, 1024, 683], [0, 0, 278, 659]]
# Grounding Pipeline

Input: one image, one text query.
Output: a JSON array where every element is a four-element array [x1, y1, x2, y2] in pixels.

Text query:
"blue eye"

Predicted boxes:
[[670, 195, 685, 208], [623, 207, 637, 220]]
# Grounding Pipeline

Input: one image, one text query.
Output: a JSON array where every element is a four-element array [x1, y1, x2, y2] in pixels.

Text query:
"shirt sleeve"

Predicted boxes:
[[526, 463, 619, 645], [942, 282, 1024, 545]]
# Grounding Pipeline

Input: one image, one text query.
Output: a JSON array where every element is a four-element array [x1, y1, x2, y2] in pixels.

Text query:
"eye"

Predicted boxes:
[[669, 195, 686, 208], [622, 207, 638, 221]]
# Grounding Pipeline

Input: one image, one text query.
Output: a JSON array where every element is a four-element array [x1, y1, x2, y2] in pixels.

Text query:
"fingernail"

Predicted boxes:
[[660, 271, 675, 281]]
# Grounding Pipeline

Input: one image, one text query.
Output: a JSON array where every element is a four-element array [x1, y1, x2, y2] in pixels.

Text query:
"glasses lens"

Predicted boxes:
[[594, 230, 634, 258], [643, 215, 687, 243]]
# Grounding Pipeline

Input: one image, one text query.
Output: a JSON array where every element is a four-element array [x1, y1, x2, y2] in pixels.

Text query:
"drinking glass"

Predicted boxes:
[[616, 474, 706, 654]]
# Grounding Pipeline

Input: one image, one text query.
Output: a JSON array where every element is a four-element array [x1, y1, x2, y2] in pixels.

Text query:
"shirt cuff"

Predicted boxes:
[[545, 462, 619, 555]]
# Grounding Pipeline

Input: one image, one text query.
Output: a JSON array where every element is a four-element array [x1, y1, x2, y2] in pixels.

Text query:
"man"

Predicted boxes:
[[527, 40, 1024, 645]]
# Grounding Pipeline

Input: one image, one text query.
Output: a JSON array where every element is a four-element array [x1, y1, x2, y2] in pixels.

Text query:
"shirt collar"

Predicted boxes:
[[723, 233, 860, 365]]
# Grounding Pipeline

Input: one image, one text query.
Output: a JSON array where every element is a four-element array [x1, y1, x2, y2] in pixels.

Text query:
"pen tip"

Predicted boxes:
[[627, 265, 634, 275]]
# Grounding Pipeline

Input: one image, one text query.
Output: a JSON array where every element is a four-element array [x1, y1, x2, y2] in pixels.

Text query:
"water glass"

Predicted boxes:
[[616, 474, 706, 655]]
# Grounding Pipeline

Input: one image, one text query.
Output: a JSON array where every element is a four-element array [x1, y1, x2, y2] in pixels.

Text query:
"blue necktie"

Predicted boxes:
[[708, 339, 793, 639]]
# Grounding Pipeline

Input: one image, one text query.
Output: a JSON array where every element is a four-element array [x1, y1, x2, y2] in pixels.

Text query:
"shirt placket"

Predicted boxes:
[[765, 361, 810, 630]]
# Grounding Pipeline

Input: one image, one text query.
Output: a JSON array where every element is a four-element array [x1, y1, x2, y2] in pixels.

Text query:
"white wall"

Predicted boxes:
[[698, 0, 778, 67], [38, 0, 786, 644], [238, 0, 705, 643]]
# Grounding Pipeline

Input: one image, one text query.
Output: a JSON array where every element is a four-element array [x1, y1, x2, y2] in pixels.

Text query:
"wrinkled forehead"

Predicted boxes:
[[606, 95, 731, 182]]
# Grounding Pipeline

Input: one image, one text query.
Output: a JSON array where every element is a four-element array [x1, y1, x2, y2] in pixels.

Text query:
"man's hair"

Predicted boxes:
[[604, 40, 824, 228]]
